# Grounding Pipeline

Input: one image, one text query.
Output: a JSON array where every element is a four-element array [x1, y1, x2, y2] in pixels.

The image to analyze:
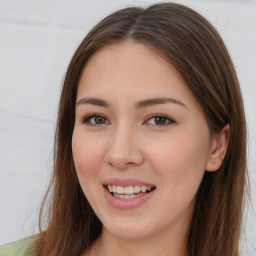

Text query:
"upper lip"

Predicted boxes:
[[102, 178, 156, 187]]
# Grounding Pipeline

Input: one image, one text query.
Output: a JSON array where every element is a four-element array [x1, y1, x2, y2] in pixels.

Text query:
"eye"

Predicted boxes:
[[145, 114, 175, 126], [81, 114, 110, 126]]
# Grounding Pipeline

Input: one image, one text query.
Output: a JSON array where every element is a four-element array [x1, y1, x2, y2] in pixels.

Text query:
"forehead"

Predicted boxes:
[[77, 42, 200, 112]]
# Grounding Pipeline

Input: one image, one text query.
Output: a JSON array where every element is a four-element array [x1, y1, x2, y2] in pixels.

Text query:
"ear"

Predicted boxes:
[[205, 124, 230, 172]]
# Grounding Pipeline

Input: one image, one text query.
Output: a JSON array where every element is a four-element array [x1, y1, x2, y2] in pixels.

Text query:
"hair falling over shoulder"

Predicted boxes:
[[35, 3, 248, 256]]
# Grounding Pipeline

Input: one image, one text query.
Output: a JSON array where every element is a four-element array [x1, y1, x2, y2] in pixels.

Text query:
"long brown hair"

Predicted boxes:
[[36, 3, 248, 256]]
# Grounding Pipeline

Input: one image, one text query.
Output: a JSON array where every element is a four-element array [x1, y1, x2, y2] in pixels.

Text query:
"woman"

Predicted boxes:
[[0, 2, 248, 256]]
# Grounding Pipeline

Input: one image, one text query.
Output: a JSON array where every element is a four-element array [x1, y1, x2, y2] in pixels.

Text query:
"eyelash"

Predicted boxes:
[[81, 114, 109, 127], [81, 113, 176, 127], [146, 114, 176, 127]]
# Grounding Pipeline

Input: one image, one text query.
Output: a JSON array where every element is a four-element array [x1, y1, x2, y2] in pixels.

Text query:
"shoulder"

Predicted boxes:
[[0, 235, 38, 256]]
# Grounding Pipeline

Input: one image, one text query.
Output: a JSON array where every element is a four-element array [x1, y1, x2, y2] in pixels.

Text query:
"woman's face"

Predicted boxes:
[[72, 42, 214, 241]]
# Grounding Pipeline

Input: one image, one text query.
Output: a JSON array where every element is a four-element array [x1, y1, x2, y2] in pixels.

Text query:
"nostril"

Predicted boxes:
[[104, 142, 144, 169]]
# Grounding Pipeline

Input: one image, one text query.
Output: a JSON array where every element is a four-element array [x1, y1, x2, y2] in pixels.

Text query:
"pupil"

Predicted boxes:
[[95, 117, 105, 124], [155, 117, 166, 125]]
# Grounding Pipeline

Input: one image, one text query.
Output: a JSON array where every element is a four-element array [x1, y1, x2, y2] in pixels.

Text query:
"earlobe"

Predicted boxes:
[[205, 124, 230, 172]]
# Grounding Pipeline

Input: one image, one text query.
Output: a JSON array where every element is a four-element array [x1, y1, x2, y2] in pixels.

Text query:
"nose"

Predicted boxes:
[[104, 125, 144, 170]]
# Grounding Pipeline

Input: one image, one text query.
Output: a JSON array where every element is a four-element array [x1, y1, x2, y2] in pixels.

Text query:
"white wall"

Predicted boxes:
[[0, 0, 255, 254]]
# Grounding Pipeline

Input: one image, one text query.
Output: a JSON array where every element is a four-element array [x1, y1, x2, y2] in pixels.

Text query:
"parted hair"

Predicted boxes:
[[36, 3, 248, 256]]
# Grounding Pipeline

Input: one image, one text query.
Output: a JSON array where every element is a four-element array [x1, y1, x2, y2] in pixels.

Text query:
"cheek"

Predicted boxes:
[[72, 130, 107, 213], [72, 129, 104, 180], [149, 126, 210, 191]]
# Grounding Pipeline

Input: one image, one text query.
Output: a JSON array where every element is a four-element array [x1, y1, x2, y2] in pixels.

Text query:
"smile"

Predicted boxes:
[[106, 185, 155, 199], [103, 180, 156, 210], [108, 184, 153, 193]]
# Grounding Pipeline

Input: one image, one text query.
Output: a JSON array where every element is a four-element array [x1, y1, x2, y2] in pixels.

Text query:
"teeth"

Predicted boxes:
[[107, 185, 113, 192], [106, 185, 154, 194], [141, 186, 146, 192], [134, 186, 140, 193], [124, 186, 133, 194], [114, 194, 138, 199], [117, 186, 124, 194]]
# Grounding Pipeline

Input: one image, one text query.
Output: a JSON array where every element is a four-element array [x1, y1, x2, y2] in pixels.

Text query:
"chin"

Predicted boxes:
[[102, 216, 155, 241]]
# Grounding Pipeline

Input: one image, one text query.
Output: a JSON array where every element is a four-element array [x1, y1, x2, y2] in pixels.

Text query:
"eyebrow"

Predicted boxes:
[[76, 97, 187, 109], [135, 97, 187, 109], [77, 97, 109, 107]]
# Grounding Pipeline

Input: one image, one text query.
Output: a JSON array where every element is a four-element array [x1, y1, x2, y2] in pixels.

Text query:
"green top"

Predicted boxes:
[[0, 235, 37, 256]]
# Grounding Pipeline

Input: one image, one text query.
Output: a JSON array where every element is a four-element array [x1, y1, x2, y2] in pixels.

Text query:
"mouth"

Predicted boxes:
[[102, 178, 156, 209], [104, 184, 156, 199]]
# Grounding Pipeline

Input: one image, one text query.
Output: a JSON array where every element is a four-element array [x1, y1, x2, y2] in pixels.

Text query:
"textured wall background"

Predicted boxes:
[[0, 0, 255, 254]]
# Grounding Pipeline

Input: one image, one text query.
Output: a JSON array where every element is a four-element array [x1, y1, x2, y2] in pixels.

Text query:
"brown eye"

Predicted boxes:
[[82, 114, 110, 126], [154, 116, 167, 125], [146, 115, 175, 126], [94, 116, 106, 124]]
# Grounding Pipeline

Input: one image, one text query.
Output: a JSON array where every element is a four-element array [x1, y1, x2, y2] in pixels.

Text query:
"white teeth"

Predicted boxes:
[[124, 186, 134, 194], [107, 185, 113, 192], [106, 185, 154, 194], [134, 186, 140, 193], [141, 186, 146, 192], [117, 186, 124, 194], [114, 194, 138, 199]]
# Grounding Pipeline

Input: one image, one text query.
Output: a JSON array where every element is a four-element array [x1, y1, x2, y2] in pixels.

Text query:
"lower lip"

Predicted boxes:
[[103, 186, 155, 210]]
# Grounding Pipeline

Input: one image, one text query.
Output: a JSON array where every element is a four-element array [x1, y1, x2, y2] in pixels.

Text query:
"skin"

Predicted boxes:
[[72, 41, 230, 256]]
